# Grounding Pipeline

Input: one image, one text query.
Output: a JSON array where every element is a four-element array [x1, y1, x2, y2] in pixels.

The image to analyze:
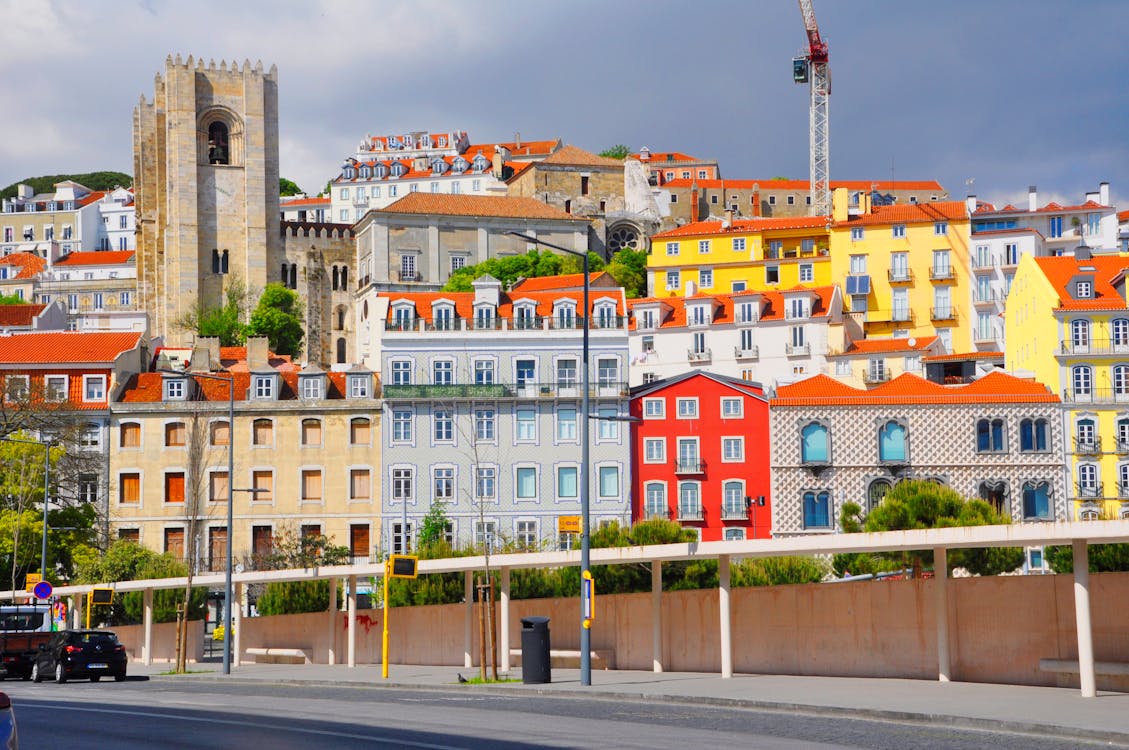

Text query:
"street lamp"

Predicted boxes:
[[505, 231, 594, 686], [159, 368, 236, 675], [1, 435, 51, 592]]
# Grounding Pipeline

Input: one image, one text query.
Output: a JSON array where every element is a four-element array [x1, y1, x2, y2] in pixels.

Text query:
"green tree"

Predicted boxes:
[[176, 277, 249, 346], [75, 541, 205, 625], [250, 528, 350, 615], [256, 579, 340, 616], [605, 247, 648, 298], [279, 177, 303, 197], [1046, 543, 1129, 573], [0, 293, 25, 305], [598, 145, 631, 160], [417, 501, 452, 554], [246, 283, 304, 356], [1, 172, 132, 201]]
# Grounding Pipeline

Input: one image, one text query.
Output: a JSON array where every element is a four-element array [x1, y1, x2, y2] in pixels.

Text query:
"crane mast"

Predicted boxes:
[[794, 0, 830, 217]]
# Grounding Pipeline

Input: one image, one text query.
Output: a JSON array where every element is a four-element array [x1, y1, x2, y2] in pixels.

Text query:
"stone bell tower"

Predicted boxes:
[[134, 54, 281, 346]]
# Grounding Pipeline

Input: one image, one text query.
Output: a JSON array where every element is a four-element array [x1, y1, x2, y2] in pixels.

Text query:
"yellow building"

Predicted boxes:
[[109, 338, 382, 567], [647, 215, 832, 297], [1007, 252, 1129, 521], [829, 190, 972, 352]]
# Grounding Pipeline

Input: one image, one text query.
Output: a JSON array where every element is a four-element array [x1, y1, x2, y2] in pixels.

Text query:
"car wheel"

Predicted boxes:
[[30, 662, 42, 683], [54, 662, 67, 684], [90, 675, 101, 682], [114, 672, 126, 682]]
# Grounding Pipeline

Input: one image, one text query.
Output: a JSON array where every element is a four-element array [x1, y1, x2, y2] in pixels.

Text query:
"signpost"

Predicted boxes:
[[24, 573, 41, 594], [32, 581, 52, 601], [558, 516, 581, 534], [86, 588, 113, 628], [383, 555, 418, 679]]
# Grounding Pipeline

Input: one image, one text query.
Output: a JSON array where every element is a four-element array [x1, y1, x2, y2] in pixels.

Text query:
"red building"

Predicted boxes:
[[630, 371, 771, 541]]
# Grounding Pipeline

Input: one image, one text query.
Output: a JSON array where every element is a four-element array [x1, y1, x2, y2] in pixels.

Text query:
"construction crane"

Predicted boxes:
[[792, 0, 830, 217]]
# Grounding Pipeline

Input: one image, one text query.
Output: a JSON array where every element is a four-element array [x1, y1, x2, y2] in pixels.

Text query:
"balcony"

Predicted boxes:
[[785, 342, 810, 356], [395, 270, 423, 282], [425, 317, 462, 331], [687, 348, 712, 364], [1057, 339, 1129, 357], [720, 504, 747, 521], [1062, 388, 1129, 404], [678, 504, 704, 521], [385, 318, 418, 332], [1074, 482, 1105, 500], [929, 267, 955, 282], [383, 383, 512, 400], [930, 307, 957, 322], [674, 459, 706, 475], [887, 269, 913, 284], [891, 309, 913, 323], [644, 507, 670, 521], [1074, 437, 1102, 455], [1120, 483, 1129, 499], [468, 316, 503, 331], [1117, 440, 1129, 455], [592, 315, 628, 330], [973, 292, 1003, 306], [734, 345, 759, 361], [864, 370, 890, 385], [510, 315, 545, 331]]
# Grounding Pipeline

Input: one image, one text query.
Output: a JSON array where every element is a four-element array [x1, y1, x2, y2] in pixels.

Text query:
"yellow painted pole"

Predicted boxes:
[[382, 560, 390, 679], [85, 592, 91, 629]]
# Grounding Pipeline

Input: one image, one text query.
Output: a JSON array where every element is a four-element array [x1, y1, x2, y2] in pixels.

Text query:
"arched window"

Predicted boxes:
[[1072, 365, 1093, 398], [722, 481, 744, 517], [1020, 418, 1048, 452], [978, 480, 1007, 515], [336, 307, 346, 331], [209, 420, 230, 447], [1078, 505, 1101, 521], [801, 422, 829, 463], [207, 121, 229, 165], [252, 418, 274, 446], [221, 250, 228, 274], [878, 420, 907, 462], [644, 482, 667, 519], [349, 417, 371, 446], [332, 266, 340, 291], [301, 418, 322, 447], [678, 482, 702, 520], [1022, 482, 1050, 520], [1070, 319, 1090, 351], [1114, 318, 1129, 350], [336, 337, 346, 363], [867, 479, 891, 512], [1118, 463, 1129, 497], [341, 267, 348, 289], [1077, 464, 1099, 496], [976, 418, 1005, 452], [803, 490, 831, 528], [164, 422, 186, 447], [1118, 417, 1129, 453], [212, 249, 221, 274]]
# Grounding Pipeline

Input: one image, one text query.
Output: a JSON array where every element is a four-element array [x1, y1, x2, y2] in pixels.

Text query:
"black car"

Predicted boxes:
[[31, 630, 126, 684]]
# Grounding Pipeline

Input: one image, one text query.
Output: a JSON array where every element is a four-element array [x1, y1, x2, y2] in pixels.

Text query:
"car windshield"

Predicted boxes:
[[71, 633, 118, 646], [0, 612, 44, 631]]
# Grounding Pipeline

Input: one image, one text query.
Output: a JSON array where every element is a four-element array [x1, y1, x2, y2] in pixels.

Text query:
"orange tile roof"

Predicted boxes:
[[977, 199, 1112, 215], [0, 304, 45, 327], [653, 215, 829, 239], [478, 139, 560, 158], [378, 278, 626, 323], [631, 151, 706, 164], [772, 371, 1058, 406], [923, 351, 1005, 363], [1119, 209, 1129, 223], [118, 369, 364, 404], [0, 331, 141, 364], [662, 178, 945, 192], [539, 144, 623, 168], [833, 201, 968, 228], [829, 336, 939, 357], [378, 193, 580, 221], [510, 272, 610, 292], [1033, 255, 1129, 311], [54, 251, 135, 266], [628, 285, 837, 328], [0, 252, 46, 279], [281, 197, 331, 207]]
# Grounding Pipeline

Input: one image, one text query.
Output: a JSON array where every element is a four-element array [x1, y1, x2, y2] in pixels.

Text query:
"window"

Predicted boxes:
[[516, 359, 536, 385], [300, 469, 323, 502], [516, 407, 536, 441], [1076, 281, 1092, 299], [892, 224, 906, 238], [119, 422, 141, 449], [433, 409, 454, 442], [476, 466, 496, 500], [676, 398, 698, 418], [666, 270, 680, 291], [164, 378, 186, 401], [803, 490, 831, 528], [253, 376, 274, 400], [93, 292, 104, 310], [391, 409, 413, 442], [677, 438, 700, 472], [699, 268, 713, 288], [596, 406, 619, 440], [644, 483, 666, 518], [557, 466, 578, 499], [391, 360, 412, 385], [1076, 418, 1097, 452], [1120, 418, 1129, 453], [349, 375, 370, 398], [350, 417, 371, 446], [83, 375, 106, 402], [475, 360, 495, 385], [209, 471, 229, 503], [391, 522, 412, 555], [732, 237, 746, 251], [721, 397, 742, 418], [296, 418, 321, 447], [722, 481, 744, 517], [934, 221, 948, 235], [118, 473, 140, 504], [597, 358, 618, 388], [164, 422, 186, 447], [515, 520, 538, 550], [164, 528, 184, 559], [44, 375, 67, 402], [722, 437, 744, 461], [433, 468, 454, 502], [878, 421, 907, 462], [1116, 366, 1129, 399], [849, 255, 867, 275], [252, 418, 273, 446], [1114, 319, 1129, 350], [556, 407, 577, 441], [164, 472, 185, 504], [932, 250, 951, 278], [679, 482, 701, 519], [644, 438, 665, 463], [799, 264, 813, 283], [665, 242, 679, 256], [350, 469, 371, 501], [698, 240, 711, 254], [765, 265, 780, 284], [1072, 365, 1093, 398], [1048, 216, 1063, 238], [976, 418, 1005, 452], [598, 466, 620, 498], [392, 468, 414, 503], [515, 467, 537, 500], [301, 377, 323, 400], [474, 520, 497, 551], [850, 227, 864, 241], [643, 398, 665, 419], [475, 406, 496, 441], [801, 422, 829, 463], [252, 470, 273, 502], [432, 360, 453, 385]]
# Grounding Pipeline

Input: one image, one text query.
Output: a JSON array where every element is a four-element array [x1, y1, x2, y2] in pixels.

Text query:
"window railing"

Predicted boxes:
[[383, 381, 630, 400], [974, 292, 1003, 304], [1057, 339, 1129, 356], [385, 318, 417, 331], [734, 345, 759, 360], [1117, 439, 1129, 455], [887, 268, 913, 283], [511, 315, 544, 330], [644, 507, 670, 521], [1062, 389, 1129, 404], [929, 267, 955, 281], [720, 504, 747, 521], [687, 348, 712, 363], [426, 317, 462, 331], [865, 370, 890, 384], [678, 504, 704, 521], [1119, 482, 1129, 499], [930, 307, 957, 321], [674, 460, 706, 474], [1074, 482, 1104, 499], [1074, 437, 1102, 455], [395, 270, 423, 282], [891, 309, 912, 322], [785, 342, 810, 356]]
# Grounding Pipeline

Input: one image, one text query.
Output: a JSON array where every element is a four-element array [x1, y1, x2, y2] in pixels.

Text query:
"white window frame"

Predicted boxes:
[[514, 465, 539, 503], [643, 437, 666, 464], [643, 398, 665, 419], [82, 374, 106, 402], [720, 397, 743, 418], [676, 397, 699, 419], [721, 436, 745, 462]]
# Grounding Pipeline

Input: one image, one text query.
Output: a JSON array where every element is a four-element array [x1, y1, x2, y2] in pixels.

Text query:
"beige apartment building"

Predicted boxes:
[[109, 338, 382, 569]]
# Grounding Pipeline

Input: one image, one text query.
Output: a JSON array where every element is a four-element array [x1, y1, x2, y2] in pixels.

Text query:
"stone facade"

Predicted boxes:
[[280, 222, 356, 365]]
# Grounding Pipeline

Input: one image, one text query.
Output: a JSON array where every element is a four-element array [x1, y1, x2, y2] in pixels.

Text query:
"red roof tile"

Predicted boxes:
[[829, 336, 939, 357], [281, 197, 331, 207], [923, 351, 1005, 363], [539, 145, 623, 168], [1118, 209, 1129, 223], [0, 331, 141, 365], [118, 369, 366, 404], [510, 272, 610, 292], [1033, 255, 1129, 311], [662, 178, 945, 192], [628, 285, 837, 328], [833, 201, 968, 227], [653, 216, 829, 239], [54, 251, 135, 266], [772, 371, 1058, 406], [378, 276, 626, 323], [378, 193, 580, 221], [0, 304, 45, 327], [0, 252, 46, 279]]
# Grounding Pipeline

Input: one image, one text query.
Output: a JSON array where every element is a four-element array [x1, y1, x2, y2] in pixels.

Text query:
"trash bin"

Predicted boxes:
[[521, 616, 551, 684]]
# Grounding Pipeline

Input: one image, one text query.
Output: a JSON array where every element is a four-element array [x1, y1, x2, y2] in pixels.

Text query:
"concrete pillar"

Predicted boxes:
[[327, 576, 338, 665], [934, 546, 950, 682], [500, 567, 511, 672], [142, 588, 154, 666], [651, 561, 663, 673], [719, 554, 732, 679], [233, 582, 243, 668], [73, 593, 83, 631], [347, 575, 357, 668], [464, 570, 474, 669], [1073, 540, 1096, 697]]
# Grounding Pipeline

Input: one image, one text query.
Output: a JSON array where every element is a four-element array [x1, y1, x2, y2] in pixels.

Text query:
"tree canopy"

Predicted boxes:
[[598, 145, 631, 160], [75, 541, 205, 625], [442, 249, 605, 293], [0, 293, 26, 305], [279, 177, 303, 196], [1, 172, 132, 201], [176, 277, 249, 347], [605, 247, 648, 298], [246, 283, 305, 356]]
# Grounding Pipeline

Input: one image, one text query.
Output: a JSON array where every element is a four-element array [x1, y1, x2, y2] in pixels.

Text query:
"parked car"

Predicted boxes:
[[0, 691, 16, 748], [0, 605, 54, 680], [31, 630, 126, 684]]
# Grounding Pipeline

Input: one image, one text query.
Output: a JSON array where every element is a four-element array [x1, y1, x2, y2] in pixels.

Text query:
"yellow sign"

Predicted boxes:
[[89, 588, 113, 605], [24, 573, 42, 593], [559, 516, 582, 534], [388, 555, 419, 579]]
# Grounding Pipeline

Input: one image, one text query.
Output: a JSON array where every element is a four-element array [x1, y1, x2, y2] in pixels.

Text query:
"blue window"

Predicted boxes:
[[1020, 418, 1048, 452], [977, 418, 1004, 452], [801, 422, 829, 463], [878, 421, 907, 462], [1022, 482, 1051, 519], [803, 490, 831, 528], [1049, 216, 1063, 238]]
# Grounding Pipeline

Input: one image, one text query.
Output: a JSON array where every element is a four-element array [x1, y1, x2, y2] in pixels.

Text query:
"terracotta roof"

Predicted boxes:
[[54, 251, 135, 266], [0, 252, 46, 279], [475, 139, 560, 158], [378, 279, 626, 323], [281, 197, 331, 207], [118, 370, 365, 404], [631, 152, 707, 165], [378, 193, 580, 221], [0, 304, 45, 327], [1033, 255, 1129, 311], [828, 336, 939, 358], [833, 201, 968, 227], [653, 215, 829, 239], [772, 371, 1058, 406], [510, 272, 610, 292], [628, 285, 837, 328], [662, 178, 945, 192], [977, 199, 1111, 216], [1119, 209, 1129, 223], [0, 331, 141, 365], [923, 351, 1005, 363], [538, 145, 623, 168]]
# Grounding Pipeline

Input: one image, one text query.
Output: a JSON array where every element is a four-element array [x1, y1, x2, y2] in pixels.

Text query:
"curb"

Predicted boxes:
[[148, 673, 1129, 747]]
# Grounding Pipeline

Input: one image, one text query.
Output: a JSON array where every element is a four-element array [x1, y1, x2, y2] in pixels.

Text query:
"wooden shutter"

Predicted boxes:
[[210, 420, 230, 446], [120, 423, 140, 448], [119, 473, 140, 504], [302, 470, 322, 502], [165, 472, 185, 503], [350, 418, 370, 445], [350, 469, 371, 500]]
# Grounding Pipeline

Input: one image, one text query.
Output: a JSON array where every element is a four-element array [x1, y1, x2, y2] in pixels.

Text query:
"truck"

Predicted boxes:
[[0, 604, 54, 679]]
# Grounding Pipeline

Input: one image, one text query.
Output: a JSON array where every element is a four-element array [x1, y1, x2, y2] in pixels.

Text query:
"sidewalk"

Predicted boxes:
[[134, 660, 1129, 746]]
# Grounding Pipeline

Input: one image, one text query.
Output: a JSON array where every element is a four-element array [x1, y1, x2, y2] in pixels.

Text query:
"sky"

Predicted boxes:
[[1, 0, 1127, 210]]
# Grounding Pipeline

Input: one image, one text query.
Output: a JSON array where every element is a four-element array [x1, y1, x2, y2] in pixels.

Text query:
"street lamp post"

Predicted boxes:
[[506, 231, 594, 686]]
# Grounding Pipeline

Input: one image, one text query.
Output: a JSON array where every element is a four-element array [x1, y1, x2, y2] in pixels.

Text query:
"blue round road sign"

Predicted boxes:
[[33, 580, 52, 600]]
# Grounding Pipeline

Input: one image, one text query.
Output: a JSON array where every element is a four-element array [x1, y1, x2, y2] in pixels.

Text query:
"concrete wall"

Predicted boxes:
[[115, 620, 205, 664]]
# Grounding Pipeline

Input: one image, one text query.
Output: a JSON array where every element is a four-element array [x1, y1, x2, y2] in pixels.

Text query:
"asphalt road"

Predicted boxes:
[[2, 677, 1124, 750]]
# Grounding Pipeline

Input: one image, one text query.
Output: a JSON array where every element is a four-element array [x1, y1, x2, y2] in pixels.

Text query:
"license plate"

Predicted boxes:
[[88, 663, 107, 669]]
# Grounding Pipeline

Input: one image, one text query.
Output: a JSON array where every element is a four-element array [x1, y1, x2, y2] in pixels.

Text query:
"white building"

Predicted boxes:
[[1, 181, 105, 255], [95, 187, 136, 251], [280, 196, 331, 223]]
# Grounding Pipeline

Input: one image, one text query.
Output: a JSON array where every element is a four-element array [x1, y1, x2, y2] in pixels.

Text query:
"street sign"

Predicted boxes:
[[32, 581, 53, 600], [90, 588, 113, 605], [389, 555, 418, 579], [24, 573, 41, 593], [559, 516, 581, 534]]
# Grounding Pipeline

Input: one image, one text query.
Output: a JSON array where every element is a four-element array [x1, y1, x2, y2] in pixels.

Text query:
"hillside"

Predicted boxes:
[[1, 171, 132, 201]]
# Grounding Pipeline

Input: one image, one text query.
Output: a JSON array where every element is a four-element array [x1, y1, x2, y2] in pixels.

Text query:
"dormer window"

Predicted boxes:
[[452, 157, 468, 174], [786, 297, 810, 319], [253, 375, 276, 400], [594, 302, 617, 329], [1077, 281, 1092, 299], [391, 163, 407, 178], [555, 302, 577, 329], [343, 167, 355, 179], [737, 300, 759, 324], [300, 376, 324, 400], [164, 377, 187, 401], [375, 164, 388, 179], [514, 303, 538, 329], [432, 303, 455, 330], [472, 155, 488, 173], [348, 374, 370, 398], [359, 166, 371, 179], [475, 305, 495, 329], [431, 159, 447, 175], [637, 307, 657, 330], [687, 305, 710, 327], [391, 304, 416, 331]]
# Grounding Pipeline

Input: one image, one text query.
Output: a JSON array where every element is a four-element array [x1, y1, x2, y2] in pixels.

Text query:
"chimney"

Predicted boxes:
[[831, 187, 850, 223], [189, 341, 212, 372], [1100, 182, 1110, 206], [722, 209, 733, 229], [752, 183, 761, 218], [246, 336, 270, 370], [1028, 186, 1037, 212], [966, 195, 978, 214], [514, 131, 521, 149], [17, 184, 32, 200], [690, 181, 700, 223], [491, 149, 503, 178]]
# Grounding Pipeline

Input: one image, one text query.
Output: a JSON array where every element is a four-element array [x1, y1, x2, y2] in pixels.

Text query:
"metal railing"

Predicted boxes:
[[720, 505, 747, 521], [887, 269, 913, 283], [1074, 482, 1104, 499], [687, 348, 712, 363], [678, 505, 704, 521], [734, 345, 759, 360], [1062, 389, 1129, 404], [382, 381, 630, 400], [1074, 437, 1102, 454], [930, 307, 957, 321], [785, 343, 810, 356], [674, 460, 706, 474], [929, 267, 955, 281], [1057, 340, 1129, 356]]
